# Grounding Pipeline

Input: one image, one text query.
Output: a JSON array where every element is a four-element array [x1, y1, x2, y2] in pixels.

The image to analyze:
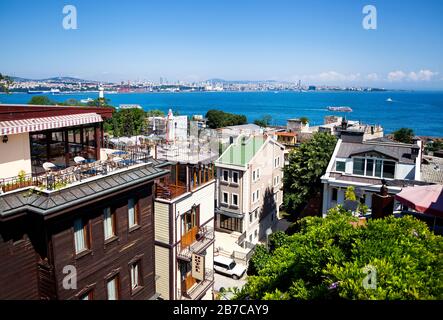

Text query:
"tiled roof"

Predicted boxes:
[[0, 161, 169, 218]]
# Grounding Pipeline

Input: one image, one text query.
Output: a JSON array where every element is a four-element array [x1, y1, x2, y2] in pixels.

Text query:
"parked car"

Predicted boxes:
[[213, 255, 247, 280]]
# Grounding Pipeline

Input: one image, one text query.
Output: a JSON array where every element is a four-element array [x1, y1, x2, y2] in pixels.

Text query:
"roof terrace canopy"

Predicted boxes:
[[0, 113, 103, 135]]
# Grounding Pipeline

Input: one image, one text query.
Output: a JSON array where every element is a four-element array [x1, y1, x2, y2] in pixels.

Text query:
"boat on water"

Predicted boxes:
[[386, 98, 393, 102], [27, 90, 45, 94], [80, 97, 94, 103], [327, 106, 353, 112]]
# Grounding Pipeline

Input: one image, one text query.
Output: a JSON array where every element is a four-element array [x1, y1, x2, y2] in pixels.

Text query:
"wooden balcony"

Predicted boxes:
[[155, 181, 187, 200], [178, 225, 215, 261]]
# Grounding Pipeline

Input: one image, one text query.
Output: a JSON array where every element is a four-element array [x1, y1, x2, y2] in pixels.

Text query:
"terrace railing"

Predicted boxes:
[[0, 150, 152, 193]]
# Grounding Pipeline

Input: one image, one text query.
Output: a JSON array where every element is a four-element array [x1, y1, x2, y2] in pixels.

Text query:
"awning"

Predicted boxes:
[[395, 184, 443, 217], [215, 208, 244, 219], [0, 113, 102, 135]]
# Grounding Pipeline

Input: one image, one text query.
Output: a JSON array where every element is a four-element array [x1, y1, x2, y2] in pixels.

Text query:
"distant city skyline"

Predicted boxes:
[[1, 0, 442, 89]]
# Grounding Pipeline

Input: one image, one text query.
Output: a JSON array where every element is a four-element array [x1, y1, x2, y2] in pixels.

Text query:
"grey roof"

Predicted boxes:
[[336, 141, 417, 164], [0, 161, 170, 219]]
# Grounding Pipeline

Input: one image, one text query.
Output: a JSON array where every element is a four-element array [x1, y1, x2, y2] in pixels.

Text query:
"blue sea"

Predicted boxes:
[[1, 91, 442, 136]]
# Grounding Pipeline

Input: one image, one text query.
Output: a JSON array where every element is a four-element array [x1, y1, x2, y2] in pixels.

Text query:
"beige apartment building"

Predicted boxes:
[[153, 135, 218, 300], [214, 135, 284, 257]]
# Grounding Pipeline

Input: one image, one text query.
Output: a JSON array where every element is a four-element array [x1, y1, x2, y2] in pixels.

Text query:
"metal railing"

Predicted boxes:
[[0, 150, 152, 193], [177, 225, 215, 261], [181, 269, 214, 300]]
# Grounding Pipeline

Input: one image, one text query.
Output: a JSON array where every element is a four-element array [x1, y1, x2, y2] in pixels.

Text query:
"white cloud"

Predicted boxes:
[[366, 73, 379, 81], [290, 71, 361, 83], [407, 69, 438, 81], [388, 69, 438, 82], [387, 70, 407, 82]]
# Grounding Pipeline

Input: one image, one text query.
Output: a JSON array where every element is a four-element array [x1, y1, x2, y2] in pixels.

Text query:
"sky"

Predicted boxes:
[[0, 0, 442, 89]]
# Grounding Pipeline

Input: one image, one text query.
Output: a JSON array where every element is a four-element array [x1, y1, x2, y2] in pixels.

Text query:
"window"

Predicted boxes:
[[222, 192, 229, 204], [274, 157, 280, 168], [353, 157, 396, 179], [257, 168, 260, 179], [254, 229, 258, 239], [252, 190, 260, 203], [232, 194, 239, 206], [130, 262, 141, 291], [80, 290, 93, 300], [274, 176, 279, 186], [383, 161, 395, 179], [222, 170, 229, 182], [366, 159, 374, 176], [103, 207, 115, 240], [249, 235, 253, 242], [128, 198, 139, 229], [249, 212, 252, 223], [332, 188, 338, 202], [336, 161, 346, 172], [254, 210, 258, 220], [232, 171, 239, 184], [106, 275, 119, 300], [219, 215, 243, 232], [74, 218, 89, 254], [252, 170, 256, 181], [353, 158, 365, 175]]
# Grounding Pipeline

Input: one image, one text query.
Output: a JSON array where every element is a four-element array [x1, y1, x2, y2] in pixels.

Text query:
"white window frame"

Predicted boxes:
[[103, 207, 114, 240], [130, 262, 140, 290], [222, 191, 229, 205], [222, 169, 229, 182], [128, 198, 138, 229], [106, 276, 119, 300], [231, 193, 239, 207], [352, 157, 396, 179]]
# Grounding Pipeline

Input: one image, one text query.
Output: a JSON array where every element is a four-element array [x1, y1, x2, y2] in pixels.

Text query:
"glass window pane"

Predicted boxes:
[[128, 198, 136, 228], [104, 208, 114, 240], [353, 158, 365, 175], [366, 159, 374, 176], [336, 161, 346, 172], [383, 161, 395, 179], [74, 219, 86, 253], [375, 160, 383, 177]]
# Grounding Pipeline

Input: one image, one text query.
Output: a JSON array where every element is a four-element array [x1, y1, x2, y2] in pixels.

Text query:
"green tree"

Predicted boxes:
[[299, 117, 309, 125], [0, 73, 13, 93], [254, 115, 272, 127], [28, 96, 55, 105], [235, 212, 443, 300], [393, 128, 415, 144], [61, 98, 82, 106], [283, 132, 337, 217], [146, 109, 165, 117], [205, 109, 247, 128], [87, 97, 112, 107]]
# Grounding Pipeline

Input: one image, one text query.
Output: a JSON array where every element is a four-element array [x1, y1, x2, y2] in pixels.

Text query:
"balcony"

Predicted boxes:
[[0, 148, 152, 194], [155, 181, 187, 200], [177, 225, 215, 261], [180, 269, 214, 300]]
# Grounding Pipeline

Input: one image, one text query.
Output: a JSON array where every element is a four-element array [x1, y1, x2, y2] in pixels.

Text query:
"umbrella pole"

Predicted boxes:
[[433, 216, 436, 232]]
